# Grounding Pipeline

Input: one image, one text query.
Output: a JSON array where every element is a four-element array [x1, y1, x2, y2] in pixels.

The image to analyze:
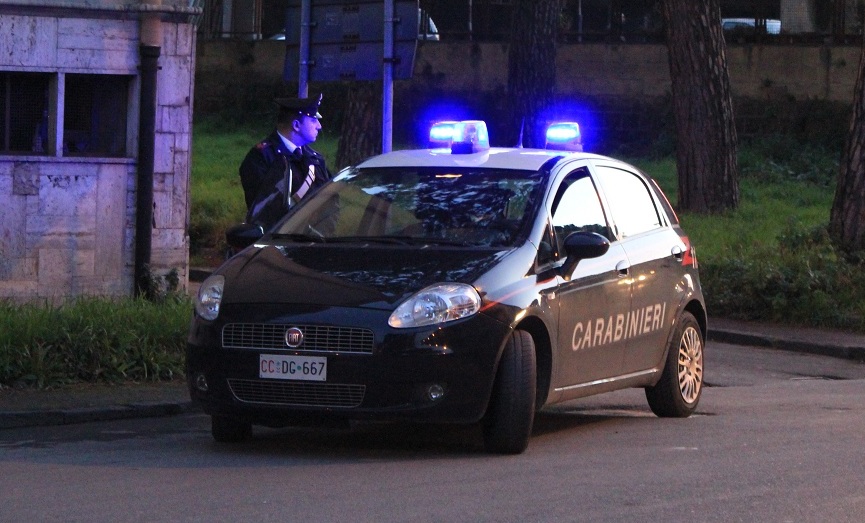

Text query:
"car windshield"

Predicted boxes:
[[271, 166, 546, 247]]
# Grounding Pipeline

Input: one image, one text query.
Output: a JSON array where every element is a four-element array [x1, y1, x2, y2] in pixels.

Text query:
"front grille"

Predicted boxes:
[[228, 379, 365, 408], [222, 323, 375, 354]]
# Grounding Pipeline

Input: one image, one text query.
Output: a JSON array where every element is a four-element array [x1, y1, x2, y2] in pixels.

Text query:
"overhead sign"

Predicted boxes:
[[284, 0, 419, 42], [282, 0, 418, 82], [283, 41, 415, 81]]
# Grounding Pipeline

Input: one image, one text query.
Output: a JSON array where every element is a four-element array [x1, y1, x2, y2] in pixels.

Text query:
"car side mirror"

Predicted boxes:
[[560, 231, 610, 277], [225, 223, 264, 251]]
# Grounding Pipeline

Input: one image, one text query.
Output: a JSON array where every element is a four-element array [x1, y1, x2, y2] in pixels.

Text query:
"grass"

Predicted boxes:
[[633, 156, 834, 261]]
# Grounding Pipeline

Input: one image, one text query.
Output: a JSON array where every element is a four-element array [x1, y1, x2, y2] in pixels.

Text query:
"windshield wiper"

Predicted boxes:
[[417, 238, 476, 247], [270, 232, 326, 243], [324, 235, 475, 247], [326, 236, 413, 245]]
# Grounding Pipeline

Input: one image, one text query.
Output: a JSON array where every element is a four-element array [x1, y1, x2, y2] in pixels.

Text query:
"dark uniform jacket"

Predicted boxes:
[[239, 131, 331, 230]]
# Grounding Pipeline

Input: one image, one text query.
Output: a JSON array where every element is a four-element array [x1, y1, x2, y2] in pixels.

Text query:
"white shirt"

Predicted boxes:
[[277, 131, 301, 155]]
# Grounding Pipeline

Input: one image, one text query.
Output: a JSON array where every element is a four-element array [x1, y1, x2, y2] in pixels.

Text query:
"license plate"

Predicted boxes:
[[259, 354, 327, 381]]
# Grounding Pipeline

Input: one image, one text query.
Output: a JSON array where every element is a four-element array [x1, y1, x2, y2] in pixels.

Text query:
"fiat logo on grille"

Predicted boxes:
[[284, 327, 304, 348]]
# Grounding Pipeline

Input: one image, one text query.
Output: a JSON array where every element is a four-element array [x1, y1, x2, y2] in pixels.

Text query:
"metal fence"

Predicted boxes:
[[196, 0, 865, 44]]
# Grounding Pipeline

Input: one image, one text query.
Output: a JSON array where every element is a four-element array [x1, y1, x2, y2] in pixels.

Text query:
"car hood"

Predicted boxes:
[[220, 244, 510, 309]]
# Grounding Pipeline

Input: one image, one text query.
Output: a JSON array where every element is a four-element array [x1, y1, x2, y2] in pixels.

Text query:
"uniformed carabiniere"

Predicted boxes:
[[240, 93, 332, 230]]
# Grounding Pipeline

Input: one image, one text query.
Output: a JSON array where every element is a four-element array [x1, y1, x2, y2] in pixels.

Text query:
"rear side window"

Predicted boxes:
[[595, 166, 663, 238]]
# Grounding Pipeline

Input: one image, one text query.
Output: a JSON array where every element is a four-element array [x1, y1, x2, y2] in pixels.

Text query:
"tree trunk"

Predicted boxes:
[[505, 0, 564, 148], [336, 82, 382, 170], [829, 38, 865, 254], [662, 0, 739, 213]]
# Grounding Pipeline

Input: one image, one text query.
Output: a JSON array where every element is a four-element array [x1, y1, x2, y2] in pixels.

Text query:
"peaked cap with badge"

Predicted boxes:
[[275, 93, 323, 120]]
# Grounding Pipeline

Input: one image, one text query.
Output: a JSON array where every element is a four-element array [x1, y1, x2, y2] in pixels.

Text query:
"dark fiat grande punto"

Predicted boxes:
[[187, 121, 706, 454]]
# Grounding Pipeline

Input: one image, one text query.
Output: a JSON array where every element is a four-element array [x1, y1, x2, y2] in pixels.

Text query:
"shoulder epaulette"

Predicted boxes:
[[254, 140, 279, 164]]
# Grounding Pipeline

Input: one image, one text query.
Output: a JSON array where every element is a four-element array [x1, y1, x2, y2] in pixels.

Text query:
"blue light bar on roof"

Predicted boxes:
[[428, 121, 458, 148], [429, 120, 491, 154], [545, 122, 583, 151], [450, 120, 490, 154]]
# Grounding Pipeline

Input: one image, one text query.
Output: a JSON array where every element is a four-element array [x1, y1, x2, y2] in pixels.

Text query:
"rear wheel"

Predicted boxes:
[[211, 415, 252, 443], [482, 330, 536, 454], [645, 311, 703, 417]]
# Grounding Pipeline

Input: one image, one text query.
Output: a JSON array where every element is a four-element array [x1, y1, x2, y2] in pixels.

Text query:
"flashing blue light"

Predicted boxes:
[[545, 122, 583, 151], [429, 121, 458, 147], [451, 120, 490, 154], [547, 124, 580, 141], [428, 120, 491, 153]]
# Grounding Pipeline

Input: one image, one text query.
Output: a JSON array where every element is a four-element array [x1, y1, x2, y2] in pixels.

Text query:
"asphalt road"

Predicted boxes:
[[1, 341, 864, 523]]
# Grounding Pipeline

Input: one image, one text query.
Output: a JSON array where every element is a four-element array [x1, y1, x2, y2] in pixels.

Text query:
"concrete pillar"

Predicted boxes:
[[781, 0, 817, 33]]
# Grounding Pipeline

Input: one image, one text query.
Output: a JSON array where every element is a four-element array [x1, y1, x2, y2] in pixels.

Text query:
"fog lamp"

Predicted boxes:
[[195, 373, 209, 392], [427, 384, 445, 401]]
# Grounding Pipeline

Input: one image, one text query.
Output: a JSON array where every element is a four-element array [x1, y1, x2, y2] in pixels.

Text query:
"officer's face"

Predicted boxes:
[[294, 115, 321, 146]]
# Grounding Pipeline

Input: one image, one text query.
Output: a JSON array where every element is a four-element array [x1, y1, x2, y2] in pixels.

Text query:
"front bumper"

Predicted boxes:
[[186, 306, 511, 427]]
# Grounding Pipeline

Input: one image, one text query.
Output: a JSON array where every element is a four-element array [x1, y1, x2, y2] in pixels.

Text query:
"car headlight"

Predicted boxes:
[[388, 283, 481, 328], [195, 274, 225, 321]]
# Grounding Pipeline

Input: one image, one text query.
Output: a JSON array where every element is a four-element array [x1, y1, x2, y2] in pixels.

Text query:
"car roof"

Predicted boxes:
[[356, 147, 613, 171]]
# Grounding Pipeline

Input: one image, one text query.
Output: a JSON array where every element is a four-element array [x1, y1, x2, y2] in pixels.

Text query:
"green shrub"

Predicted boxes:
[[739, 133, 839, 186], [0, 296, 191, 388], [701, 221, 865, 330]]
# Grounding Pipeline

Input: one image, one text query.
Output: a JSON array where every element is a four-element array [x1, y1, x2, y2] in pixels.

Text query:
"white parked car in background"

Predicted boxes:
[[722, 18, 781, 34]]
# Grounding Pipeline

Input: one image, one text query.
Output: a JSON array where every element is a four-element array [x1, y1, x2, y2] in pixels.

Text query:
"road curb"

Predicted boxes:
[[0, 401, 198, 430], [708, 328, 865, 362]]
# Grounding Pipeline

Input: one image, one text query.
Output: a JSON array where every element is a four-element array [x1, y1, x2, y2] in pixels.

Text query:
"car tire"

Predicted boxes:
[[482, 329, 536, 454], [645, 311, 703, 418], [211, 415, 252, 443]]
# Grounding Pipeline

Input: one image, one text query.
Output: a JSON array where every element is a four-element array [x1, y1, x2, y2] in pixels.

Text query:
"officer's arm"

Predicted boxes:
[[239, 148, 270, 209]]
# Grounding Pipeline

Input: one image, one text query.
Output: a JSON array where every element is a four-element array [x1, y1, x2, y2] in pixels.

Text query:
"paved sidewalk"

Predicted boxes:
[[709, 317, 865, 361], [1, 317, 864, 430], [0, 380, 194, 429]]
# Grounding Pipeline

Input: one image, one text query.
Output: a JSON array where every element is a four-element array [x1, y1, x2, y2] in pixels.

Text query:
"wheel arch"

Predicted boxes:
[[514, 315, 552, 408], [684, 298, 707, 341]]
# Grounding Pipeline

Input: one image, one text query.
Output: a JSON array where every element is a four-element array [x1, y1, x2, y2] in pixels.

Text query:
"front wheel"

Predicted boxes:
[[645, 311, 703, 418], [482, 330, 537, 454]]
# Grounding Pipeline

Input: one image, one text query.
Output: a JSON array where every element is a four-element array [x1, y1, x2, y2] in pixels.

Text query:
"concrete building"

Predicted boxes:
[[0, 0, 201, 301]]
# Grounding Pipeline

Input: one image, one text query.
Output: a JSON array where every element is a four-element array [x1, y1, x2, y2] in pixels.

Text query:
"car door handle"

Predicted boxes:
[[616, 260, 630, 277]]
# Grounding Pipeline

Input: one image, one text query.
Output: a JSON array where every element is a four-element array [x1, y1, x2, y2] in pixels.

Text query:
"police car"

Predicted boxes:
[[187, 120, 706, 454]]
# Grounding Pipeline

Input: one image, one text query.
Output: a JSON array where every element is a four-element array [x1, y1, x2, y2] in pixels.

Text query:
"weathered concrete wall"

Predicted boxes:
[[193, 39, 858, 154], [725, 45, 858, 101], [197, 40, 861, 104], [0, 6, 196, 301], [412, 42, 860, 102], [0, 160, 134, 298]]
